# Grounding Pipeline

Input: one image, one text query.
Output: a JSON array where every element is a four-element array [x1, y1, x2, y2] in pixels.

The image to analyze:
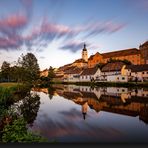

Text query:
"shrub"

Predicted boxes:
[[2, 117, 47, 143]]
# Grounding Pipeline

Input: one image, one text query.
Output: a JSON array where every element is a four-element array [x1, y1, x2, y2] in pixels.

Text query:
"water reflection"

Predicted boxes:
[[30, 85, 148, 143], [10, 92, 41, 125]]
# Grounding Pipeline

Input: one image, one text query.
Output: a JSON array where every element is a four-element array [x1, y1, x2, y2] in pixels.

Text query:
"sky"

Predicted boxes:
[[0, 0, 148, 70]]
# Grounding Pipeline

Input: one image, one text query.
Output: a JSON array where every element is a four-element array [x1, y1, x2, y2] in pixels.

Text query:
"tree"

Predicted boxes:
[[95, 63, 105, 69], [20, 53, 40, 84], [48, 66, 55, 81], [1, 61, 10, 82], [9, 66, 25, 83], [122, 59, 132, 65], [107, 58, 132, 65]]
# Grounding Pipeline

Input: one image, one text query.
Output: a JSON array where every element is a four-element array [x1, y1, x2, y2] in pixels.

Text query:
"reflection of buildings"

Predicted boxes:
[[50, 85, 148, 124]]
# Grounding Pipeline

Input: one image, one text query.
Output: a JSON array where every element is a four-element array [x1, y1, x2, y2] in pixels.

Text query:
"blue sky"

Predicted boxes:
[[0, 0, 148, 70]]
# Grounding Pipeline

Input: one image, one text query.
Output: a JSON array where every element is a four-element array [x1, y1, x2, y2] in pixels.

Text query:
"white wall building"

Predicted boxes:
[[99, 62, 128, 82], [124, 64, 148, 82], [80, 67, 101, 82]]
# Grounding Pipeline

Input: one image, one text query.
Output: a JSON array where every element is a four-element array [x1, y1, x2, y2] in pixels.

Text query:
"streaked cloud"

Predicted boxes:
[[60, 40, 101, 53], [0, 0, 126, 52], [0, 13, 27, 50], [60, 41, 85, 53], [83, 21, 126, 38]]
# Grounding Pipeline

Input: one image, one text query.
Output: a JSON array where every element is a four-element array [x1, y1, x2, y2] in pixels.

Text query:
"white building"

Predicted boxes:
[[63, 68, 83, 82], [99, 62, 128, 82], [80, 67, 101, 82], [124, 64, 148, 82]]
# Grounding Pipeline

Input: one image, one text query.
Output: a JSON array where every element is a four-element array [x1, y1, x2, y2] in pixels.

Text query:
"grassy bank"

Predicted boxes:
[[0, 83, 48, 142], [0, 82, 21, 88]]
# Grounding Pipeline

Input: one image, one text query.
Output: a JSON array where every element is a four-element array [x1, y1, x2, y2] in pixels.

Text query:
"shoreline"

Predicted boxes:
[[40, 81, 148, 88]]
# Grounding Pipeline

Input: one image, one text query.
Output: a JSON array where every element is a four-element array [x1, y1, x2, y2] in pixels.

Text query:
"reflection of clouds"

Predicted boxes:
[[30, 107, 124, 142], [59, 108, 91, 120]]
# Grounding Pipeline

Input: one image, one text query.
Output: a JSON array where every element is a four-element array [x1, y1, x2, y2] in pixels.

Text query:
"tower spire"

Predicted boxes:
[[84, 43, 86, 49]]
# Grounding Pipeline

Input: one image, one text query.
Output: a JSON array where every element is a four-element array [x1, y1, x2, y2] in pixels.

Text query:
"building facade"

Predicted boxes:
[[88, 41, 148, 68], [80, 67, 101, 82], [82, 43, 88, 62]]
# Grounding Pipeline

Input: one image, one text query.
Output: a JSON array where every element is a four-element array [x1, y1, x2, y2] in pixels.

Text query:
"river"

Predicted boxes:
[[14, 85, 148, 143]]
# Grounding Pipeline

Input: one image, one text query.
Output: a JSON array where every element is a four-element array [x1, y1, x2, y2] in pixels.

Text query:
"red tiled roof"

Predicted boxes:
[[101, 62, 125, 72], [74, 58, 87, 63], [88, 55, 94, 60], [125, 64, 148, 72], [88, 52, 101, 60], [140, 41, 148, 47], [81, 67, 99, 75], [64, 67, 83, 74], [102, 48, 140, 58]]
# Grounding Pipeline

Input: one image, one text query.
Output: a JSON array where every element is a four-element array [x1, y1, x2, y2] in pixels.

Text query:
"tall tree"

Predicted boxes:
[[1, 61, 10, 82], [20, 53, 40, 84]]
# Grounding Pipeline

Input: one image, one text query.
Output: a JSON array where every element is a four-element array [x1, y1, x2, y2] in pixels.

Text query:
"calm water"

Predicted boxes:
[[17, 85, 148, 143]]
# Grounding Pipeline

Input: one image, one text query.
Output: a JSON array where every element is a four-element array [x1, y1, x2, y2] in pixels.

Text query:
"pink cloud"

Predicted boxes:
[[0, 14, 27, 29]]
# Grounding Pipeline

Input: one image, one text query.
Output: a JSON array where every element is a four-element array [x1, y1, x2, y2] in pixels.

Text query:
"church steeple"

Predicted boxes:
[[84, 43, 86, 49], [82, 43, 88, 62]]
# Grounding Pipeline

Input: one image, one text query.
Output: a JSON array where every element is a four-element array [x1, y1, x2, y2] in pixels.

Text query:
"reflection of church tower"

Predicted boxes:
[[82, 43, 88, 62], [82, 101, 88, 120]]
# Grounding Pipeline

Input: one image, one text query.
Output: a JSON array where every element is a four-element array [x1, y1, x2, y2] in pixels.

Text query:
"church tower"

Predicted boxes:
[[82, 43, 88, 62]]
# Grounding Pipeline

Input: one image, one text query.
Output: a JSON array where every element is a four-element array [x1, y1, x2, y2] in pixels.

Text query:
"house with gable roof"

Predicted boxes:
[[99, 61, 128, 82], [79, 66, 101, 82]]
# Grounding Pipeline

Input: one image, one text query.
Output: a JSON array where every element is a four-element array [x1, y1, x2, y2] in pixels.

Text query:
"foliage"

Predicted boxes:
[[0, 87, 15, 105], [107, 58, 132, 65], [48, 87, 56, 100], [0, 84, 31, 105], [95, 63, 105, 69], [20, 53, 40, 83], [0, 83, 20, 88], [0, 61, 11, 82], [0, 53, 40, 85], [0, 84, 47, 142], [2, 117, 47, 142], [19, 93, 40, 124], [48, 66, 56, 81]]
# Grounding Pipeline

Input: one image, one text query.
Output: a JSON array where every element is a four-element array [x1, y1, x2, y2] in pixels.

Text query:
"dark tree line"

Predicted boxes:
[[0, 53, 40, 85]]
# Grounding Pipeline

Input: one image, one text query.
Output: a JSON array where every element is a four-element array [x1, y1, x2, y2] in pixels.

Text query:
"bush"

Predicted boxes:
[[2, 117, 47, 142]]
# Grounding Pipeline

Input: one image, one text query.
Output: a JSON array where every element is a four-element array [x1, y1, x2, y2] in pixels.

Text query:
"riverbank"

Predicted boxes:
[[0, 82, 48, 142], [0, 82, 20, 88], [45, 81, 148, 88]]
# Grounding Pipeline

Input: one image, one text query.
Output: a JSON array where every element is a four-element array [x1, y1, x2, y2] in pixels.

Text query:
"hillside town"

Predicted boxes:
[[40, 41, 148, 83]]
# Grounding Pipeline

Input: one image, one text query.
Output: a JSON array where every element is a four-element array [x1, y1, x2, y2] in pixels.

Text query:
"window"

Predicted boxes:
[[122, 77, 125, 80], [147, 72, 148, 74], [122, 89, 125, 92], [117, 77, 119, 80], [142, 72, 144, 74]]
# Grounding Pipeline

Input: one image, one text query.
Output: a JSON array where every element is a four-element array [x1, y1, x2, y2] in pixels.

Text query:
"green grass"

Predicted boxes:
[[0, 83, 22, 88]]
